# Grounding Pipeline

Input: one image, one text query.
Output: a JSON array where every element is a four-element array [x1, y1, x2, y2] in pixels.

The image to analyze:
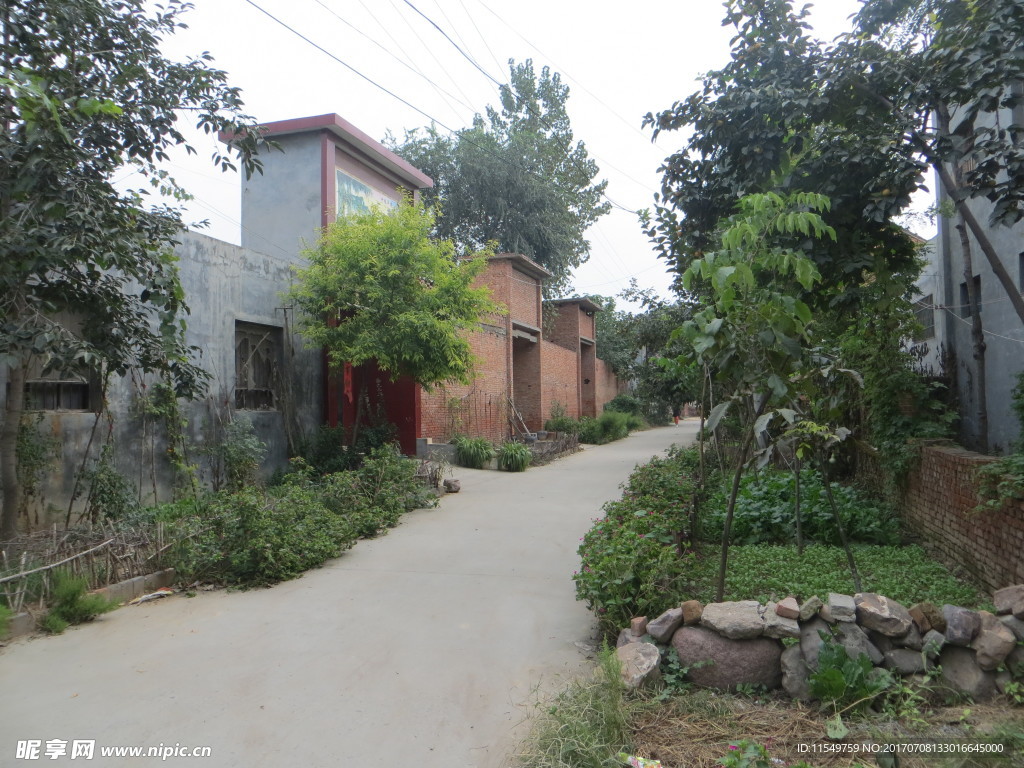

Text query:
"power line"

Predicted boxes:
[[401, 0, 502, 86]]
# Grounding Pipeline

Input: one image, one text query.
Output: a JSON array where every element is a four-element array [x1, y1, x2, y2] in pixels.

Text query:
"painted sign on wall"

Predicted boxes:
[[336, 169, 398, 217]]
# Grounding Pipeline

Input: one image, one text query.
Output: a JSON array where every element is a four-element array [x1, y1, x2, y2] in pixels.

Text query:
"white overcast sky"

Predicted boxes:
[[139, 0, 924, 310]]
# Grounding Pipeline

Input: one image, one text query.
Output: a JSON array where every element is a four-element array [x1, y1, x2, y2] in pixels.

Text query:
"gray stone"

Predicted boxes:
[[836, 621, 884, 665], [781, 645, 811, 700], [442, 478, 461, 493], [827, 592, 857, 621], [617, 642, 662, 689], [799, 595, 823, 621], [971, 611, 1017, 671], [672, 625, 782, 691], [996, 670, 1014, 695], [943, 605, 981, 646], [701, 600, 764, 640], [762, 602, 800, 639], [680, 600, 703, 626], [646, 607, 684, 643], [938, 646, 996, 701], [867, 629, 894, 654], [892, 624, 924, 651], [884, 649, 932, 675], [855, 593, 913, 637], [776, 596, 800, 620], [1004, 644, 1024, 677], [800, 617, 833, 671], [630, 616, 649, 636], [1000, 614, 1024, 641], [617, 629, 654, 648], [993, 585, 1024, 615], [1015, 599, 1024, 620], [819, 604, 836, 623], [922, 630, 945, 659]]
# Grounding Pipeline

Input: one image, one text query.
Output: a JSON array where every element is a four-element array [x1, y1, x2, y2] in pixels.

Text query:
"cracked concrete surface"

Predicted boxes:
[[0, 423, 697, 767]]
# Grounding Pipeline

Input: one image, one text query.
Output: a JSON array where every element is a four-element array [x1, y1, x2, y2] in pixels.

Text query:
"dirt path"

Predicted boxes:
[[0, 423, 697, 767]]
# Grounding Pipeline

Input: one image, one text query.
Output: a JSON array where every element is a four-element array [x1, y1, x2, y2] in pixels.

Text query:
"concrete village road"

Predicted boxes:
[[0, 422, 698, 768]]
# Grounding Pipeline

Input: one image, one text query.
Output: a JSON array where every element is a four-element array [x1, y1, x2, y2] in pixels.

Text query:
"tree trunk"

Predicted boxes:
[[821, 451, 861, 592], [794, 457, 803, 556], [956, 221, 989, 452], [1, 362, 25, 541], [715, 394, 770, 602]]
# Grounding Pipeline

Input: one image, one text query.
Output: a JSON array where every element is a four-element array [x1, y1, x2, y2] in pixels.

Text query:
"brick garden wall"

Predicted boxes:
[[595, 359, 623, 412], [903, 444, 1024, 592], [540, 340, 580, 422], [419, 324, 510, 444]]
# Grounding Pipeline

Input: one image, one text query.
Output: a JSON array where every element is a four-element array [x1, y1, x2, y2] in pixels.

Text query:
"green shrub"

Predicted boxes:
[[170, 484, 355, 587], [218, 417, 267, 490], [603, 394, 642, 416], [453, 435, 495, 469], [809, 635, 893, 712], [41, 573, 117, 634], [0, 603, 13, 638], [545, 415, 582, 435], [83, 443, 141, 521], [298, 422, 398, 475], [578, 411, 633, 445], [497, 441, 532, 472], [702, 469, 900, 546]]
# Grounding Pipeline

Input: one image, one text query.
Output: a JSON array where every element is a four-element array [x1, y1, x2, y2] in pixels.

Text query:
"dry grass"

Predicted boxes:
[[628, 690, 1024, 768]]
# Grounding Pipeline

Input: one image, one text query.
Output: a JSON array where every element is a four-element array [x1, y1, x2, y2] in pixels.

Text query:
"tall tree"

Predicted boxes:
[[0, 0, 267, 539], [288, 200, 498, 394], [390, 59, 610, 295]]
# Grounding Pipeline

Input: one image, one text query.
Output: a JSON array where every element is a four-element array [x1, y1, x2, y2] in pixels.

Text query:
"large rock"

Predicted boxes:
[[776, 596, 800, 620], [971, 611, 1017, 671], [938, 646, 996, 701], [799, 596, 823, 621], [800, 617, 833, 671], [1004, 644, 1024, 677], [884, 649, 932, 675], [701, 600, 764, 640], [828, 592, 857, 622], [781, 645, 811, 700], [911, 601, 945, 634], [616, 642, 661, 689], [855, 593, 913, 637], [617, 629, 654, 649], [762, 602, 800, 639], [672, 625, 782, 691], [892, 624, 924, 651], [647, 607, 684, 643], [835, 621, 884, 665], [1000, 614, 1024, 642], [943, 605, 981, 646], [680, 600, 704, 626], [922, 630, 945, 659], [993, 585, 1024, 615]]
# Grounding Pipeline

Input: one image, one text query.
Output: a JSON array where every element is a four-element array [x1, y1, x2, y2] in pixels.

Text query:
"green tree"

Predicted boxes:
[[0, 0, 267, 540], [288, 200, 499, 419], [390, 59, 610, 295], [669, 192, 835, 600], [642, 0, 921, 315]]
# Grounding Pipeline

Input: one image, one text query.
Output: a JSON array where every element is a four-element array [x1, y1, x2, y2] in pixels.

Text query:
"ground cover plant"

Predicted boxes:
[[575, 446, 983, 635]]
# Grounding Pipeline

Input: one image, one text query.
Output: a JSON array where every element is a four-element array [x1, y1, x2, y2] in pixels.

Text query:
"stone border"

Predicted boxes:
[[615, 587, 1024, 702], [1, 568, 176, 643]]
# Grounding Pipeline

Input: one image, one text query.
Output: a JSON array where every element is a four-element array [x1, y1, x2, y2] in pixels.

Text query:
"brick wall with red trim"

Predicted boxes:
[[902, 444, 1024, 592], [419, 323, 510, 444], [540, 340, 579, 422]]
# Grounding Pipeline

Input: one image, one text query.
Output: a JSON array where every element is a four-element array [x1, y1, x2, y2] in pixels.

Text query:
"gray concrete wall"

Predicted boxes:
[[241, 131, 323, 258], [0, 231, 323, 531], [935, 104, 1024, 453]]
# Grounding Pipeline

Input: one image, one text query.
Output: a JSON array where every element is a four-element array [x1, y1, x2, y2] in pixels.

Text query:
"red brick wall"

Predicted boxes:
[[548, 304, 581, 352], [903, 444, 1024, 592], [595, 358, 623, 413], [540, 340, 579, 422], [419, 323, 510, 444], [579, 309, 596, 340], [509, 268, 541, 328], [581, 344, 597, 418], [512, 337, 543, 430]]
